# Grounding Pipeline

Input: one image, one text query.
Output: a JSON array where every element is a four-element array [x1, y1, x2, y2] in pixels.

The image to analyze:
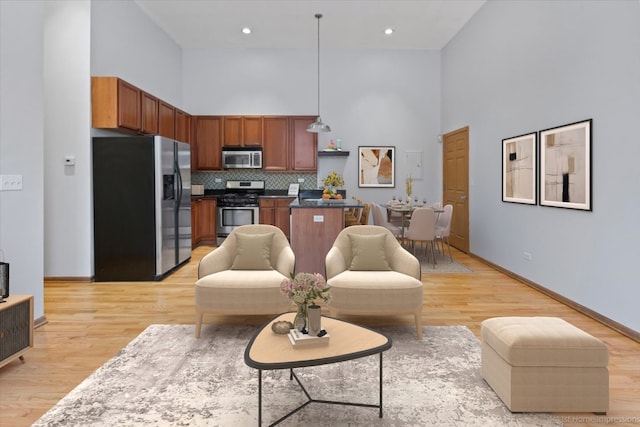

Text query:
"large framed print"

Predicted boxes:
[[358, 146, 395, 187], [539, 119, 592, 211], [502, 132, 537, 205]]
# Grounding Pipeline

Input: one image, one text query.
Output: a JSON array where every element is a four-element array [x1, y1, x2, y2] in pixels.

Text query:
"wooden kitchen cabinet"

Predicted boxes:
[[290, 116, 318, 171], [141, 91, 159, 134], [262, 116, 289, 171], [193, 116, 223, 170], [158, 100, 176, 139], [175, 109, 191, 144], [92, 77, 142, 132], [263, 116, 317, 172], [260, 197, 294, 240], [192, 198, 217, 246], [223, 116, 263, 147]]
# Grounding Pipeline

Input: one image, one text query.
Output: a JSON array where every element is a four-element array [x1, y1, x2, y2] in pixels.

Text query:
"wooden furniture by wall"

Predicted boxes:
[[0, 295, 34, 369]]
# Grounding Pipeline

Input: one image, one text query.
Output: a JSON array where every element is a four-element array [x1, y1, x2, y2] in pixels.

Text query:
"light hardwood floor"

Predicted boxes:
[[1, 246, 639, 427]]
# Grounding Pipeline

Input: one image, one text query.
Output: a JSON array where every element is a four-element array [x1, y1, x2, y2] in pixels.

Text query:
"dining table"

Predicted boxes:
[[385, 203, 444, 241]]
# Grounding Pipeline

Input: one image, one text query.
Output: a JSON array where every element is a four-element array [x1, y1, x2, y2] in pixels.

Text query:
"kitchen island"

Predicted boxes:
[[290, 198, 363, 275]]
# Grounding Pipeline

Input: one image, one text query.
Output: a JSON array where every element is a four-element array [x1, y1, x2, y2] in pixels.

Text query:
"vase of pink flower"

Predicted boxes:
[[280, 272, 331, 332]]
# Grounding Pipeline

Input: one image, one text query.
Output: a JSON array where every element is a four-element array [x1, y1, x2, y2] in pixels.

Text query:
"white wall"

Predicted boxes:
[[0, 1, 45, 318], [442, 0, 640, 331], [44, 0, 92, 278], [90, 0, 183, 107], [184, 48, 442, 203], [41, 0, 184, 279]]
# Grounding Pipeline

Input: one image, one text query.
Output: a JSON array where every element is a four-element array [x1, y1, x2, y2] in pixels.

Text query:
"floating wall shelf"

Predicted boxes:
[[318, 150, 350, 157]]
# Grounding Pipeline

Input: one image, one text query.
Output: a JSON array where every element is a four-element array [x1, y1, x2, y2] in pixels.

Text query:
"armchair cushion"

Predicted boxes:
[[348, 233, 391, 271], [230, 232, 274, 270]]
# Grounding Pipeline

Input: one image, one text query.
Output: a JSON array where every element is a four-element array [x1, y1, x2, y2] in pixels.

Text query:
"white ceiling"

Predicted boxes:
[[133, 0, 486, 50]]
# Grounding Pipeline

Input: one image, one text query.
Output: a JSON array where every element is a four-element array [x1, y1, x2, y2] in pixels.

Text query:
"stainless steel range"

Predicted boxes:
[[216, 180, 265, 243]]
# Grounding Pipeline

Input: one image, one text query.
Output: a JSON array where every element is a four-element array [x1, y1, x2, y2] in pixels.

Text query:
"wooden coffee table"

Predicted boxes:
[[244, 312, 392, 426]]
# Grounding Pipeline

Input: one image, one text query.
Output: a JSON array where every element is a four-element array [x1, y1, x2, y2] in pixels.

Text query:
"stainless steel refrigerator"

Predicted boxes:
[[92, 135, 191, 281]]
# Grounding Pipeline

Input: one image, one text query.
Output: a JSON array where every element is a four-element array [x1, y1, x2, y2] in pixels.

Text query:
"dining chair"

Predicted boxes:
[[359, 202, 371, 225], [404, 207, 437, 268], [344, 197, 363, 226], [371, 203, 403, 239], [435, 204, 453, 261]]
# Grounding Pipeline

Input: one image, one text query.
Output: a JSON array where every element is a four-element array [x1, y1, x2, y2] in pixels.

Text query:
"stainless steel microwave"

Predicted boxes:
[[222, 147, 262, 169]]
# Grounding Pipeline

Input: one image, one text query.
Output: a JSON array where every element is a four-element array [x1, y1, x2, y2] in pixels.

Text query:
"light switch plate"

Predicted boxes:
[[0, 174, 23, 191]]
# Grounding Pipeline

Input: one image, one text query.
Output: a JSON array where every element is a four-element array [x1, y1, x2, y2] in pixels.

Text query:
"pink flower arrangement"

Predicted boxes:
[[280, 272, 331, 306]]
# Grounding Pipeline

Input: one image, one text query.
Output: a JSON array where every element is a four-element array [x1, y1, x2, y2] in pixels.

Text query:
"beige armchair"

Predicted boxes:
[[195, 224, 294, 338], [325, 225, 424, 339]]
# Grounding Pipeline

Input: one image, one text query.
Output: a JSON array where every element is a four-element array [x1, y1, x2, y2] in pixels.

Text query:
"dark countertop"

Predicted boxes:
[[290, 198, 362, 209], [191, 189, 295, 200]]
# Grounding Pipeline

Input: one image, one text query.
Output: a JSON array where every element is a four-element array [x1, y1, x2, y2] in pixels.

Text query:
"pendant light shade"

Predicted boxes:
[[308, 13, 331, 133]]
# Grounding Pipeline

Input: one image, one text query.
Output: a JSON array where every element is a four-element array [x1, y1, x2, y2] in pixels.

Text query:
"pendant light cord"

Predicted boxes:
[[315, 13, 322, 117]]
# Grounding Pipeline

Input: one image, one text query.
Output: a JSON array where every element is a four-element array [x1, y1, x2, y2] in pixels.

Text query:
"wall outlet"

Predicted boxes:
[[0, 174, 23, 191], [523, 252, 532, 261], [297, 178, 304, 183], [214, 178, 222, 183]]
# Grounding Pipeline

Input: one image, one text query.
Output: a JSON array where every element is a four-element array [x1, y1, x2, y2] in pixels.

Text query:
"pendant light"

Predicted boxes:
[[307, 13, 331, 133]]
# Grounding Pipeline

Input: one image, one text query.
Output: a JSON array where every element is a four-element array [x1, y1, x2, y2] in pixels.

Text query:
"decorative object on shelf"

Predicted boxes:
[[307, 13, 331, 133], [502, 132, 537, 205], [280, 272, 331, 332], [323, 139, 342, 151], [358, 146, 395, 187], [271, 320, 294, 335], [539, 119, 592, 211], [322, 170, 345, 199]]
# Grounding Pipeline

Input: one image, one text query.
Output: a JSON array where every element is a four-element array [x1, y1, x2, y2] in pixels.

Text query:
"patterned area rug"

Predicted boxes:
[[34, 324, 560, 427]]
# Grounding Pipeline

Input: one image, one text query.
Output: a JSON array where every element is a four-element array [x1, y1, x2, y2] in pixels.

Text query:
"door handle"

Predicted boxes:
[[461, 195, 468, 201]]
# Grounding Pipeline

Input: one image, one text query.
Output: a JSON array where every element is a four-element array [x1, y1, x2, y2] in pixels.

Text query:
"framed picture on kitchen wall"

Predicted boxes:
[[358, 146, 395, 187], [539, 119, 592, 211], [502, 132, 537, 205]]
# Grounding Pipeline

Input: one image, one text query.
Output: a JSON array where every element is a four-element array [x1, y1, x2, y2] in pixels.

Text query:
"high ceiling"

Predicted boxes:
[[133, 0, 485, 50]]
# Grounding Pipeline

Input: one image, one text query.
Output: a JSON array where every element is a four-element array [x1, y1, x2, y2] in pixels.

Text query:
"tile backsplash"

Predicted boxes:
[[192, 171, 318, 190]]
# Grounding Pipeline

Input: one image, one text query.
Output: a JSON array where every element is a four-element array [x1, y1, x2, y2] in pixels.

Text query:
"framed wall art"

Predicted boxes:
[[358, 146, 395, 187], [502, 132, 537, 205], [539, 119, 592, 211]]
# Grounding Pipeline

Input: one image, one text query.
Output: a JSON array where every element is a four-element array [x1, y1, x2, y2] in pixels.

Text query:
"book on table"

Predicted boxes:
[[288, 329, 330, 347]]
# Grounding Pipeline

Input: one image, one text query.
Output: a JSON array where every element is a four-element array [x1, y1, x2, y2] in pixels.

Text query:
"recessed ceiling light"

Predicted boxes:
[[242, 27, 252, 35], [384, 28, 394, 35]]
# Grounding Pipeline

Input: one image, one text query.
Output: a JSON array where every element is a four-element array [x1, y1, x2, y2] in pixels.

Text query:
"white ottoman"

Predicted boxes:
[[481, 316, 609, 414]]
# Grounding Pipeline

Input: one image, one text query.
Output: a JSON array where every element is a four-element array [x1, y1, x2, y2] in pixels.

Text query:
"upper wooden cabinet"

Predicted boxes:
[[261, 116, 317, 172], [262, 116, 289, 171], [290, 116, 318, 171], [223, 116, 263, 147], [141, 91, 159, 134], [175, 109, 191, 144], [92, 77, 142, 131], [193, 116, 223, 170], [92, 76, 185, 141], [158, 100, 176, 139]]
